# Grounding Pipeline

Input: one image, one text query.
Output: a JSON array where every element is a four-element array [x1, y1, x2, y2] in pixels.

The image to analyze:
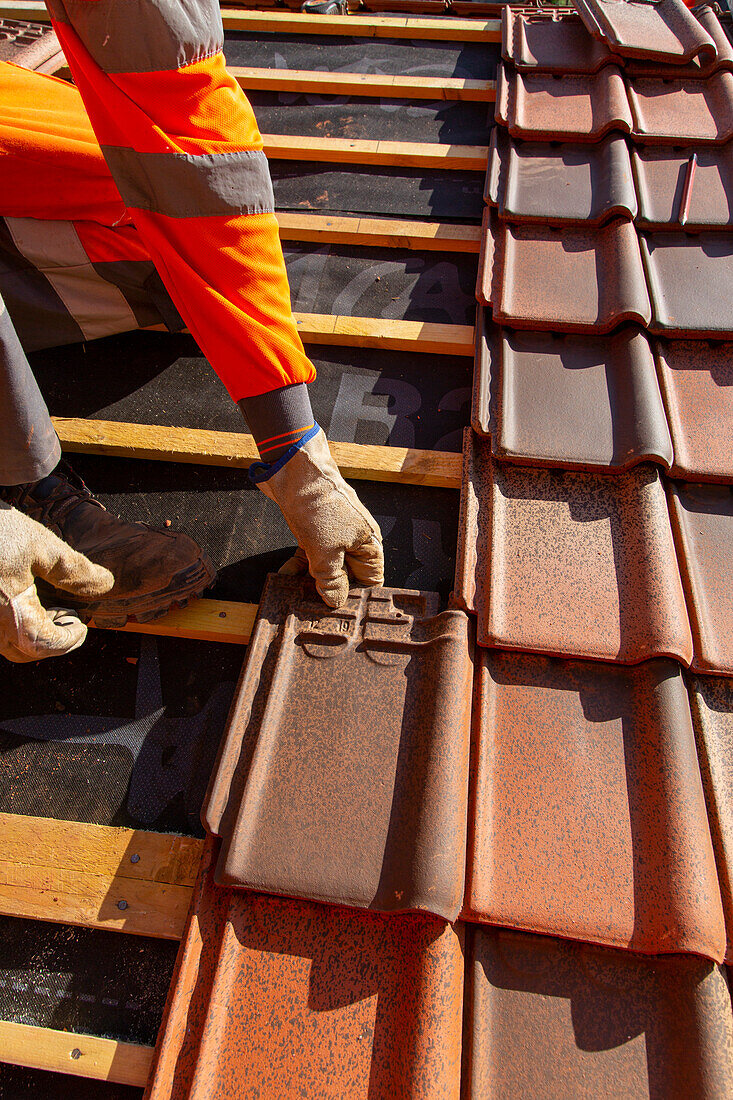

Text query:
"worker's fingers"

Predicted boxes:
[[0, 585, 88, 663], [345, 535, 384, 588], [277, 546, 309, 577], [307, 546, 350, 609], [30, 524, 114, 597]]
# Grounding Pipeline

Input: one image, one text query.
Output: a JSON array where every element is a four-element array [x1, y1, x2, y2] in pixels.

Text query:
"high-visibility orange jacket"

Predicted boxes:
[[0, 0, 315, 402]]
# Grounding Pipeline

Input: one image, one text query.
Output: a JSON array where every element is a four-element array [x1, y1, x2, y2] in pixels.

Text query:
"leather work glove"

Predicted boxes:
[[0, 502, 113, 663], [250, 425, 384, 608]]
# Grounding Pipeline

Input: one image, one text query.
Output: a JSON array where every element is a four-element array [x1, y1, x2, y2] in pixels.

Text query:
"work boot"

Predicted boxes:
[[0, 461, 215, 627]]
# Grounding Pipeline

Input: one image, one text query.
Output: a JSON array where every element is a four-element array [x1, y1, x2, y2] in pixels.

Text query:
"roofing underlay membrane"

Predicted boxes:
[[3, 5, 733, 1098]]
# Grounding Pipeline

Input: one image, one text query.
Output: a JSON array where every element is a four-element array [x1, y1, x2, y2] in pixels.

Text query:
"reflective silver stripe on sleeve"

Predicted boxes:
[[100, 147, 276, 219], [46, 0, 223, 73]]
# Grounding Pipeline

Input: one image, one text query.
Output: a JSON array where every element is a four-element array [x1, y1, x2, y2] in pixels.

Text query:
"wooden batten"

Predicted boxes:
[[263, 134, 488, 171], [0, 1020, 153, 1088], [275, 213, 482, 253], [232, 66, 496, 102]]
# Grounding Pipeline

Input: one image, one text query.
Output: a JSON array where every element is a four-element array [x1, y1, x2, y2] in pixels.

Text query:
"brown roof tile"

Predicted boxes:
[[495, 63, 633, 142], [465, 649, 725, 959], [147, 839, 465, 1100], [572, 0, 719, 65], [656, 338, 733, 482], [668, 482, 733, 675], [690, 672, 733, 962], [477, 209, 652, 333], [203, 576, 473, 921], [465, 925, 733, 1099], [633, 145, 733, 230], [485, 129, 638, 226], [502, 8, 613, 74], [473, 319, 673, 471], [628, 72, 733, 144], [456, 430, 694, 663], [642, 231, 733, 337]]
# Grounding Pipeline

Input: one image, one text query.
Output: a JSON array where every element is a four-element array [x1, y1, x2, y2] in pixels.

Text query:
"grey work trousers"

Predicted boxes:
[[0, 291, 61, 486]]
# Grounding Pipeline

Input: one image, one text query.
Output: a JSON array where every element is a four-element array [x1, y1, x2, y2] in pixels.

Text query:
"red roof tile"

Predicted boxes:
[[656, 339, 733, 482], [628, 73, 733, 144], [465, 649, 725, 959], [473, 319, 673, 471], [203, 576, 473, 921], [478, 210, 651, 333], [633, 145, 733, 230], [495, 64, 633, 142], [689, 672, 733, 961], [146, 839, 465, 1100], [456, 430, 694, 663], [641, 231, 733, 337], [668, 482, 733, 675], [486, 129, 638, 226], [465, 925, 733, 1099], [572, 0, 718, 65], [502, 8, 613, 74]]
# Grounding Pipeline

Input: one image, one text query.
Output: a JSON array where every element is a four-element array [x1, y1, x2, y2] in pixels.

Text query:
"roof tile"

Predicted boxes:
[[472, 318, 673, 471], [495, 64, 633, 142], [456, 430, 694, 663], [668, 482, 733, 675], [656, 338, 733, 483], [477, 210, 652, 333], [633, 145, 733, 230], [502, 8, 613, 74], [572, 0, 718, 65], [465, 925, 733, 1099], [628, 72, 733, 144], [147, 839, 465, 1100], [203, 576, 473, 921], [641, 231, 733, 337], [485, 129, 638, 226], [689, 672, 733, 961], [465, 649, 725, 959]]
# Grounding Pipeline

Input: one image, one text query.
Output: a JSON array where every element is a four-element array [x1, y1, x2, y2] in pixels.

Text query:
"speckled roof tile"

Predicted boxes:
[[465, 925, 733, 1100], [146, 839, 465, 1100], [641, 230, 733, 337], [465, 649, 725, 959], [572, 0, 718, 65], [456, 430, 694, 663], [656, 339, 733, 482], [502, 8, 613, 74], [495, 63, 633, 142], [202, 575, 473, 922], [628, 72, 733, 144], [633, 145, 733, 230]]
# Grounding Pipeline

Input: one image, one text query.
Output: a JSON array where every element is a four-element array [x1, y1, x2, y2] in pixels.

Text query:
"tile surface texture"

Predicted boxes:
[[669, 482, 733, 675], [486, 129, 638, 226], [478, 209, 652, 333], [465, 925, 733, 1099], [502, 8, 614, 74], [656, 339, 733, 482], [466, 649, 725, 959], [145, 840, 465, 1100], [495, 63, 633, 142], [633, 145, 733, 230], [628, 73, 733, 144], [690, 673, 733, 961], [641, 231, 733, 337], [203, 576, 473, 921], [572, 0, 718, 64], [456, 431, 694, 663], [473, 321, 673, 471]]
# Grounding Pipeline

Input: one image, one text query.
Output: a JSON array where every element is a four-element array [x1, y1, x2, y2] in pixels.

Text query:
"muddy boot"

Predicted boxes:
[[1, 461, 216, 627]]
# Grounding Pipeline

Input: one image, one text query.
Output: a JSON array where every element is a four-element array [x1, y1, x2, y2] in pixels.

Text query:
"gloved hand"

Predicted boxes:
[[250, 425, 384, 608], [0, 502, 114, 663]]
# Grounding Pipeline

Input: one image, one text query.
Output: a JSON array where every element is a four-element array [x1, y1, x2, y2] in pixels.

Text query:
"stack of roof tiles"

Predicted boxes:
[[143, 4, 733, 1097]]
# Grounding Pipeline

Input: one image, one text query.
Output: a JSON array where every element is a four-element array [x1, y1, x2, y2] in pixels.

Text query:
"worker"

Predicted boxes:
[[0, 0, 384, 663]]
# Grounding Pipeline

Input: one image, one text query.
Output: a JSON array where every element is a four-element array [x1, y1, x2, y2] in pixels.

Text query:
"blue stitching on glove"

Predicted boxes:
[[248, 422, 321, 484]]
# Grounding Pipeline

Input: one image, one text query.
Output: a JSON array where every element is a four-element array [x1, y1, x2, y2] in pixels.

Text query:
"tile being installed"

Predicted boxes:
[[203, 575, 473, 922], [502, 8, 614, 73], [456, 430, 693, 663], [690, 674, 733, 961], [633, 145, 733, 230], [465, 649, 725, 959], [641, 231, 733, 338], [477, 209, 651, 333], [485, 129, 637, 226], [472, 319, 673, 472], [668, 482, 733, 675], [573, 0, 718, 64], [495, 63, 633, 142], [628, 73, 733, 144], [465, 925, 733, 1100], [146, 839, 465, 1100], [656, 339, 733, 482]]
